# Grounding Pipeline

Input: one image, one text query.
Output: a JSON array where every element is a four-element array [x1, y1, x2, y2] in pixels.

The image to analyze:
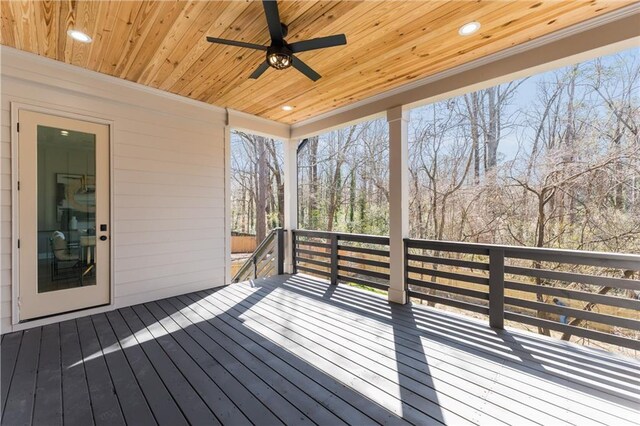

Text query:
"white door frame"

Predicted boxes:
[[10, 102, 116, 329]]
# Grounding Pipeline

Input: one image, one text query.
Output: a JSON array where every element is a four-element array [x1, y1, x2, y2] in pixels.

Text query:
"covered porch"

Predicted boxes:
[[2, 274, 638, 425], [1, 1, 640, 425]]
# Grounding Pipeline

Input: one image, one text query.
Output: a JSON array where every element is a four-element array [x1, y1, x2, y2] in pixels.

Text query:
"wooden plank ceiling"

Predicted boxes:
[[0, 1, 634, 125]]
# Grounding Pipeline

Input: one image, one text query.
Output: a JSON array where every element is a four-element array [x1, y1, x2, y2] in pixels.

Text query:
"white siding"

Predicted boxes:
[[0, 47, 229, 333]]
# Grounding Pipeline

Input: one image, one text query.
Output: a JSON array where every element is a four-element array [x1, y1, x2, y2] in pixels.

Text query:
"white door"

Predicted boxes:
[[17, 110, 110, 321]]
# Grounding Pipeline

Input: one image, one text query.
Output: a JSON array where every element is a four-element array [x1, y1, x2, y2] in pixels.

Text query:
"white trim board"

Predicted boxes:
[[227, 109, 289, 140], [290, 5, 640, 139], [224, 125, 232, 284]]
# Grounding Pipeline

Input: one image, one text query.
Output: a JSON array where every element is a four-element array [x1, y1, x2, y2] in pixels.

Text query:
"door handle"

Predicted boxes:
[[99, 235, 108, 241]]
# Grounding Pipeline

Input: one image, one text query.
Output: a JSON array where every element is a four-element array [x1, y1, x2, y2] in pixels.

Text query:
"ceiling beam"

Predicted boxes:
[[226, 109, 290, 140]]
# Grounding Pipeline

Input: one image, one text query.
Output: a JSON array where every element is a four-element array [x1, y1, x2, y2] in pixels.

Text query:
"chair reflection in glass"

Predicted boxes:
[[80, 235, 97, 279], [49, 231, 82, 284]]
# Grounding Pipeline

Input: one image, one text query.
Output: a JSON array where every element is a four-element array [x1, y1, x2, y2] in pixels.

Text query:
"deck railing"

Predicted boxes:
[[406, 238, 640, 351], [289, 229, 640, 350], [232, 228, 285, 283], [292, 229, 390, 291]]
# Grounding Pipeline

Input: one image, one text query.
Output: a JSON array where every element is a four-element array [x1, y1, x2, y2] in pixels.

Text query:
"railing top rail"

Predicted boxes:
[[294, 229, 390, 245], [247, 230, 274, 260], [405, 237, 640, 266], [232, 228, 284, 283]]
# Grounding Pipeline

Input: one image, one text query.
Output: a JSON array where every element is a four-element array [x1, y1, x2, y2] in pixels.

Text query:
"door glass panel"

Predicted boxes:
[[38, 125, 97, 293]]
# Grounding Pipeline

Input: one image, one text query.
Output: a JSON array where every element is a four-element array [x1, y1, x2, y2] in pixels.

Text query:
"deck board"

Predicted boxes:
[[1, 331, 22, 414], [2, 274, 639, 426], [147, 299, 338, 426], [32, 324, 62, 426], [75, 316, 125, 426], [162, 295, 398, 425], [117, 306, 219, 425], [129, 304, 247, 425], [90, 314, 156, 425], [2, 327, 41, 426], [104, 310, 189, 426], [142, 301, 276, 425], [197, 288, 473, 425], [59, 320, 94, 426], [181, 292, 423, 422]]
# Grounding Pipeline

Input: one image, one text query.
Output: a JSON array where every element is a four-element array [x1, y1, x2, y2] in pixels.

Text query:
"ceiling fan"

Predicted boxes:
[[206, 0, 347, 82]]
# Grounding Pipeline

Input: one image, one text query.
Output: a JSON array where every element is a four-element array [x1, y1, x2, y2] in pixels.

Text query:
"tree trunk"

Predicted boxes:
[[560, 286, 613, 341], [412, 170, 423, 238], [486, 87, 499, 171], [535, 189, 551, 336], [308, 136, 319, 229], [255, 136, 268, 243], [348, 170, 356, 232], [465, 93, 482, 184], [266, 139, 285, 226], [326, 162, 343, 231]]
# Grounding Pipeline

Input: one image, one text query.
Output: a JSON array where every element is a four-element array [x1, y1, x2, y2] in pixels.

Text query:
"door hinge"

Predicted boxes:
[[16, 122, 19, 132], [17, 239, 20, 249], [17, 181, 20, 191]]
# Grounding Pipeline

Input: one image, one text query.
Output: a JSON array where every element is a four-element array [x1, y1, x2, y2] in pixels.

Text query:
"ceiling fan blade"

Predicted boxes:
[[292, 57, 321, 82], [289, 34, 347, 53], [250, 61, 270, 79], [262, 0, 283, 42], [206, 36, 267, 51]]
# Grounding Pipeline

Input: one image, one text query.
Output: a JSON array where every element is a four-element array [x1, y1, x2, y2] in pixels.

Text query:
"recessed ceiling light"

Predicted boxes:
[[458, 21, 481, 36], [60, 130, 69, 136], [282, 105, 294, 111], [67, 29, 92, 43]]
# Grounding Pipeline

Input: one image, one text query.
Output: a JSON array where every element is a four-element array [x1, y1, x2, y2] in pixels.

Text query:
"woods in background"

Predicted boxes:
[[230, 133, 283, 244], [408, 51, 639, 254], [232, 49, 639, 254]]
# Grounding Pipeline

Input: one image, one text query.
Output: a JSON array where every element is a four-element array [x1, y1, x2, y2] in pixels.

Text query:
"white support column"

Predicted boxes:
[[283, 138, 298, 274], [387, 106, 409, 304], [224, 125, 232, 283]]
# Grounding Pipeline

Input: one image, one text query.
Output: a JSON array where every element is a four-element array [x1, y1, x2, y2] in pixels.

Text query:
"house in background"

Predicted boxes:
[[0, 1, 639, 425]]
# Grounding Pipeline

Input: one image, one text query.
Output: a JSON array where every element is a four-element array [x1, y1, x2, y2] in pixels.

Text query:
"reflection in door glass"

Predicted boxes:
[[37, 125, 97, 293]]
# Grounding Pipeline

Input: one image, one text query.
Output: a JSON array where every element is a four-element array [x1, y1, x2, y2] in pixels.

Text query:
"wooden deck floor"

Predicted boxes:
[[2, 274, 639, 425]]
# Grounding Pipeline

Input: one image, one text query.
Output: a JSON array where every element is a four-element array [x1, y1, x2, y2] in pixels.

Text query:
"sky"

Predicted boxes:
[[493, 47, 639, 162], [406, 46, 639, 165]]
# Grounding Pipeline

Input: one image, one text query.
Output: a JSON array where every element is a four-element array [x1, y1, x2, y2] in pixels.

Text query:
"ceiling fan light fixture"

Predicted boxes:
[[67, 29, 92, 43], [268, 53, 291, 69], [458, 21, 481, 36], [267, 46, 293, 70]]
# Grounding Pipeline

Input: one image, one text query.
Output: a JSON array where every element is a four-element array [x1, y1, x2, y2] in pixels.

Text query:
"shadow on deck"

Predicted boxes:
[[2, 274, 639, 425]]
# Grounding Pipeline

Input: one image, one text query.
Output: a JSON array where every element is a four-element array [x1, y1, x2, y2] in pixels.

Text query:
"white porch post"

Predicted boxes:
[[387, 106, 409, 304], [283, 138, 298, 274], [224, 125, 232, 283]]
